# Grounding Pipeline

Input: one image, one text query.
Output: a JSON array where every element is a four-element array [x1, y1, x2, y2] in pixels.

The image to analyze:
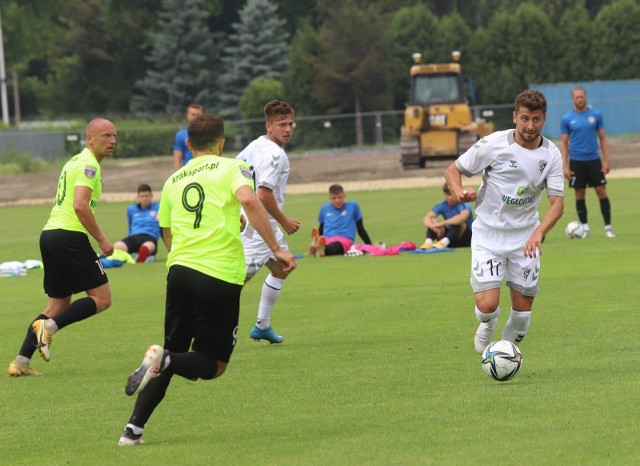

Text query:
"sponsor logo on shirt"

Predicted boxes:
[[84, 166, 97, 179], [501, 194, 536, 206], [516, 185, 529, 196], [509, 160, 517, 168], [241, 167, 252, 179]]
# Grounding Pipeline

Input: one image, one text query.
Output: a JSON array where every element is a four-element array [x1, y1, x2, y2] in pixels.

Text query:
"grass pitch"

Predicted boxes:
[[0, 179, 638, 465]]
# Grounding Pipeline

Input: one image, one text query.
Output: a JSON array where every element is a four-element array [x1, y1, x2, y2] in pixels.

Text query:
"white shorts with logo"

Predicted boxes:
[[241, 222, 289, 282], [470, 222, 540, 297]]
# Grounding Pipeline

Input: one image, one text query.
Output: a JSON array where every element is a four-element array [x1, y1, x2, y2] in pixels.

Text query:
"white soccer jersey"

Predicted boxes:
[[236, 135, 290, 227], [455, 129, 564, 230]]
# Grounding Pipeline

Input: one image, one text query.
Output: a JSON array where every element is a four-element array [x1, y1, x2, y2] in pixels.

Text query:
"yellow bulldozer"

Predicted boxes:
[[400, 51, 494, 169]]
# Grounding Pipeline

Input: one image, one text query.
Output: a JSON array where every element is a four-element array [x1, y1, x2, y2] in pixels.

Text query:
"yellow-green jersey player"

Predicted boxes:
[[8, 118, 116, 378], [119, 113, 296, 446]]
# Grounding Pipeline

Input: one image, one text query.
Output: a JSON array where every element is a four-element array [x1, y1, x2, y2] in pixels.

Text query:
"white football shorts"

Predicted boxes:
[[241, 222, 289, 282], [470, 222, 541, 297]]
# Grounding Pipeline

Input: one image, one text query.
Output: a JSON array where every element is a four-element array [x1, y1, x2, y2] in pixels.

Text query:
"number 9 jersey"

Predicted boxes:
[[159, 155, 254, 285]]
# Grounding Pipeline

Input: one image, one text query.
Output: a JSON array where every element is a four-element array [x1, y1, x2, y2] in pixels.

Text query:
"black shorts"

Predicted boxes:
[[120, 234, 157, 254], [40, 229, 108, 298], [569, 159, 607, 189], [164, 265, 241, 363]]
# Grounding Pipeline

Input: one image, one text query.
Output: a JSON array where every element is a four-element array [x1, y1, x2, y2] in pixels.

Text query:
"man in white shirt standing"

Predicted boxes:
[[237, 100, 301, 344], [445, 89, 565, 354]]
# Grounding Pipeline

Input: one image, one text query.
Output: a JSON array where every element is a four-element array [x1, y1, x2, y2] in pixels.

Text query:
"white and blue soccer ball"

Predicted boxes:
[[565, 221, 585, 239], [481, 340, 523, 381]]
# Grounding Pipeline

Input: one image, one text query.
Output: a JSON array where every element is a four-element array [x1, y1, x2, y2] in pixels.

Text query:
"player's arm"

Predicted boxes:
[[74, 186, 113, 257], [423, 211, 440, 228], [598, 127, 610, 174], [172, 149, 183, 170], [256, 186, 300, 235], [161, 228, 172, 251], [523, 195, 564, 258], [443, 208, 470, 226], [560, 133, 573, 179], [237, 185, 296, 272], [355, 218, 372, 245], [444, 163, 476, 203]]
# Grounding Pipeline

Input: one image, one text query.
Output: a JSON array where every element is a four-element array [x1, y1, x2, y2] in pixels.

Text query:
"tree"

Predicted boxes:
[[556, 2, 595, 83], [385, 4, 441, 109], [592, 0, 640, 80], [238, 78, 285, 120], [306, 0, 394, 145], [217, 0, 290, 119], [283, 18, 323, 116], [130, 0, 216, 116], [466, 3, 556, 104]]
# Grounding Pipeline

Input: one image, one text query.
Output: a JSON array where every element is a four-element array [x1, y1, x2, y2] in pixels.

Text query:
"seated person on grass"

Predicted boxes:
[[114, 183, 161, 263], [421, 182, 473, 249], [310, 184, 372, 256]]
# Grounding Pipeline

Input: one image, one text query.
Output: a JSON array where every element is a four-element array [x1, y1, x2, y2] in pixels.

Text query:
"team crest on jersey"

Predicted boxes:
[[240, 167, 253, 180], [588, 116, 596, 124], [523, 267, 531, 281], [539, 160, 548, 175], [84, 166, 97, 179]]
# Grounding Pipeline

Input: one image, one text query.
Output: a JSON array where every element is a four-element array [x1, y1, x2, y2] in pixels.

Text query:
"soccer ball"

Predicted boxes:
[[565, 221, 585, 239], [481, 340, 523, 381]]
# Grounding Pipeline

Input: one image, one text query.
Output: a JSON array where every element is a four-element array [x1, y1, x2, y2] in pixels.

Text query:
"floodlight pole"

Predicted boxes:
[[0, 8, 10, 126]]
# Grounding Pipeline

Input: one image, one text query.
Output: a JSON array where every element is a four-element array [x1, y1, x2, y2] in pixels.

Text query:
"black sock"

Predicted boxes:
[[129, 370, 174, 429], [576, 199, 587, 224], [18, 313, 48, 359], [599, 197, 611, 225], [170, 352, 218, 380], [52, 297, 97, 331]]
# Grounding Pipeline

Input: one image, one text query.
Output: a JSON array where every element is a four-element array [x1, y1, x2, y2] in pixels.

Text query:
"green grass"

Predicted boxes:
[[0, 179, 639, 465]]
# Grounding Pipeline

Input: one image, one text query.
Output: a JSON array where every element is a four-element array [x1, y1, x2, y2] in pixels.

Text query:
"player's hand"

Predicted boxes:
[[601, 160, 610, 174], [563, 166, 573, 180], [460, 187, 477, 202], [239, 214, 247, 232], [523, 232, 544, 258], [275, 249, 297, 273], [282, 218, 301, 235], [99, 239, 114, 258]]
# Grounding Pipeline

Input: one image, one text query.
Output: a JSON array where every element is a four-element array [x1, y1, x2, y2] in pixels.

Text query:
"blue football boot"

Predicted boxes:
[[250, 325, 284, 344]]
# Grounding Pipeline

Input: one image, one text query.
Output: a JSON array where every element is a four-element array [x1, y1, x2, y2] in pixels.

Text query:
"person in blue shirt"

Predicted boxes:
[[310, 184, 372, 256], [114, 184, 161, 263], [172, 103, 204, 169], [421, 183, 473, 249], [560, 86, 614, 238]]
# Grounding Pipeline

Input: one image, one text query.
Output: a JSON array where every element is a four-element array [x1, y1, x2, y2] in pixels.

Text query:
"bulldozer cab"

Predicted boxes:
[[411, 73, 464, 106]]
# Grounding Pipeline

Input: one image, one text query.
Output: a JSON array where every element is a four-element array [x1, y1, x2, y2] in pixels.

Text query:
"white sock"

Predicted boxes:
[[423, 238, 434, 245], [439, 237, 450, 247], [45, 318, 59, 334], [582, 223, 590, 232], [15, 355, 30, 365], [256, 274, 285, 330], [501, 308, 531, 345], [126, 423, 143, 435], [475, 306, 500, 327]]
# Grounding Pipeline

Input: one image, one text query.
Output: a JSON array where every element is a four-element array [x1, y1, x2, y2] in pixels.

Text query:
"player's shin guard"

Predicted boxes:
[[501, 308, 531, 345], [599, 197, 611, 225], [256, 274, 284, 329], [576, 199, 588, 225], [475, 306, 500, 326]]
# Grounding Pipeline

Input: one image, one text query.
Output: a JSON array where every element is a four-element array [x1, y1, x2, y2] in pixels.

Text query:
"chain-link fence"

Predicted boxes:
[[2, 106, 516, 160]]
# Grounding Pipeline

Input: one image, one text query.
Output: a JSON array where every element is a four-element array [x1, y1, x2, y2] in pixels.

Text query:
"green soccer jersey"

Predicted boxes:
[[44, 148, 102, 234], [159, 155, 254, 285]]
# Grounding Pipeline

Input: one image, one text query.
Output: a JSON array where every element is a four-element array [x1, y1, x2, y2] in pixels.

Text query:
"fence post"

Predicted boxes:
[[375, 112, 383, 146]]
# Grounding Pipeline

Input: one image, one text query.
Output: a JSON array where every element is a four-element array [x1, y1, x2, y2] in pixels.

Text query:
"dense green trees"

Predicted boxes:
[[1, 0, 637, 121]]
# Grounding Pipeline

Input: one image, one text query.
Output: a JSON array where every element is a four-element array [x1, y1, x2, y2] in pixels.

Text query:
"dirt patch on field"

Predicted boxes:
[[1, 138, 639, 205]]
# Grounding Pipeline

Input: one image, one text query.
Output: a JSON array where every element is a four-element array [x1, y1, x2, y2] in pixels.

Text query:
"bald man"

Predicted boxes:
[[8, 118, 117, 377]]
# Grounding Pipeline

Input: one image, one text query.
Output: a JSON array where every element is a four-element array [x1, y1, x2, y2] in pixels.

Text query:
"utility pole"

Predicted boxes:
[[0, 8, 10, 126]]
